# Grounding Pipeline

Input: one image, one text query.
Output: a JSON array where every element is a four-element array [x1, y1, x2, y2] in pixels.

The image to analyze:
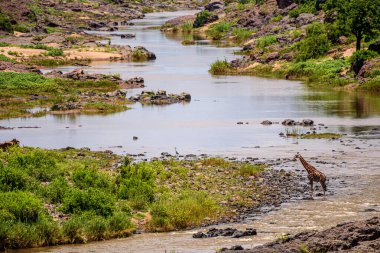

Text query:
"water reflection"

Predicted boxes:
[[303, 91, 380, 118]]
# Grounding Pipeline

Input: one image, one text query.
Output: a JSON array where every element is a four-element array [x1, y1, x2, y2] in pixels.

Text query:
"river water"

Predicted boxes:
[[4, 11, 380, 253]]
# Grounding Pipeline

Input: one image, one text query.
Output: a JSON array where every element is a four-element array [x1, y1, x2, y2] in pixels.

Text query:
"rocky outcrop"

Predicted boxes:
[[164, 15, 196, 27], [282, 119, 314, 126], [204, 0, 225, 12], [224, 217, 380, 253], [357, 59, 380, 80], [128, 90, 191, 105], [193, 228, 257, 239], [276, 0, 294, 9], [368, 41, 380, 54], [124, 77, 145, 88], [0, 61, 42, 74], [132, 46, 157, 61]]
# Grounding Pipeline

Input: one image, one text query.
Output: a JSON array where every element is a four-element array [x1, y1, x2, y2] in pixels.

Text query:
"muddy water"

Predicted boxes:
[[4, 11, 380, 253]]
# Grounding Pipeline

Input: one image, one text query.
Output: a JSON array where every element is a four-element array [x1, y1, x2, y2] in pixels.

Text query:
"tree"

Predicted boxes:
[[324, 0, 380, 51]]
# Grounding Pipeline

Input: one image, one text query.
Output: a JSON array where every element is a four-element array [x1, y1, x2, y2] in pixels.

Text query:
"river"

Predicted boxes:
[[4, 11, 380, 253]]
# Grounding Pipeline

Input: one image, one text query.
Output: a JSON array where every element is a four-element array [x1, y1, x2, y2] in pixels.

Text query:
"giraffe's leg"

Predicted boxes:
[[309, 179, 314, 198]]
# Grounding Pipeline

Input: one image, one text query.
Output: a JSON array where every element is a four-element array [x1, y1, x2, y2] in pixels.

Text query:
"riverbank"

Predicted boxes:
[[223, 216, 380, 253], [0, 145, 310, 250], [161, 0, 380, 93]]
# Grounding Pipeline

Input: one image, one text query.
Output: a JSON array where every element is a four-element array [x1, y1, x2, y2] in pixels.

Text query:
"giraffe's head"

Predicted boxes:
[[293, 152, 301, 160]]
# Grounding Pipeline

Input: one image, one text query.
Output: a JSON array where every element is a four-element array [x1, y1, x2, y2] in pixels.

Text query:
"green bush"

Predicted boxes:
[[349, 50, 378, 75], [108, 212, 132, 231], [85, 215, 108, 240], [72, 167, 112, 191], [209, 59, 232, 75], [296, 23, 330, 61], [206, 22, 232, 40], [150, 191, 218, 230], [0, 72, 58, 93], [7, 148, 62, 181], [193, 10, 211, 28], [117, 162, 158, 209], [0, 167, 32, 191], [42, 176, 69, 203], [0, 191, 44, 222], [62, 188, 115, 217], [256, 35, 277, 49], [239, 164, 266, 177], [0, 12, 13, 33]]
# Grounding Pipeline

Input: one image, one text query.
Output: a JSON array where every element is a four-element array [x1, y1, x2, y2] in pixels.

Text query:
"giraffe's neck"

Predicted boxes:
[[299, 156, 313, 174]]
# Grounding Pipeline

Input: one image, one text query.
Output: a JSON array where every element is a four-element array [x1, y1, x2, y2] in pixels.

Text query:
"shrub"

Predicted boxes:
[[42, 176, 69, 203], [62, 214, 85, 243], [349, 50, 378, 75], [256, 35, 277, 49], [0, 12, 13, 33], [84, 215, 108, 240], [46, 48, 64, 57], [181, 21, 193, 33], [7, 148, 62, 181], [206, 22, 232, 40], [72, 167, 112, 191], [117, 162, 158, 209], [0, 191, 43, 222], [193, 10, 211, 28], [239, 164, 266, 177], [0, 166, 31, 191], [296, 23, 330, 61], [150, 191, 218, 230], [62, 188, 115, 217], [209, 59, 232, 75], [0, 54, 13, 62], [108, 212, 132, 231]]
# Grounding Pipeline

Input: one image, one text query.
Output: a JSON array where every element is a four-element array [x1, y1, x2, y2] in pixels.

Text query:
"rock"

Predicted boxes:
[[205, 0, 225, 12], [295, 13, 316, 26], [0, 61, 41, 74], [125, 77, 145, 88], [302, 119, 314, 126], [40, 35, 66, 44], [368, 40, 380, 54], [129, 90, 191, 105], [224, 217, 380, 253], [132, 46, 156, 60], [357, 58, 380, 79], [276, 0, 294, 9], [51, 102, 82, 111], [229, 245, 244, 250], [133, 136, 138, 141], [120, 34, 136, 39], [337, 36, 347, 45], [164, 15, 196, 27], [232, 228, 257, 238], [282, 119, 296, 126], [265, 52, 280, 63]]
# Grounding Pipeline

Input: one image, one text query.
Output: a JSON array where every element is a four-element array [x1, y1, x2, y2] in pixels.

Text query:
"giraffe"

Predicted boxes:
[[294, 152, 327, 198], [0, 139, 20, 151]]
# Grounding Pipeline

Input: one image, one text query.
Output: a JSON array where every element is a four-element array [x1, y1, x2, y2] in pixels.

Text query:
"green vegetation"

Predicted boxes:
[[206, 22, 232, 40], [0, 12, 13, 33], [209, 59, 232, 75], [349, 50, 379, 75], [232, 28, 253, 44], [0, 71, 127, 119], [302, 133, 342, 139], [324, 0, 380, 51], [20, 44, 64, 57], [0, 147, 272, 249], [296, 23, 330, 61], [256, 35, 277, 49], [193, 10, 211, 28]]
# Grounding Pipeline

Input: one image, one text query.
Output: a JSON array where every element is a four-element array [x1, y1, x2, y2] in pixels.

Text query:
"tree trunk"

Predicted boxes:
[[356, 33, 362, 51]]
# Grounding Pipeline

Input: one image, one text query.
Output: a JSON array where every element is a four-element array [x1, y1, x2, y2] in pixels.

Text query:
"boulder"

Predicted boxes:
[[133, 46, 156, 60], [125, 77, 145, 88], [265, 52, 280, 63], [368, 40, 380, 54], [261, 120, 273, 125], [205, 0, 225, 12], [302, 119, 314, 126], [276, 0, 294, 9], [296, 13, 316, 26], [282, 119, 296, 126]]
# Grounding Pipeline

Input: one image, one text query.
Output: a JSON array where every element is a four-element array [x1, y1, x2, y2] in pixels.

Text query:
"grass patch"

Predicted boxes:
[[232, 28, 253, 44], [302, 133, 342, 139], [209, 59, 233, 75], [149, 190, 218, 231], [239, 164, 267, 177], [83, 102, 127, 113], [256, 35, 277, 49], [206, 22, 232, 40]]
